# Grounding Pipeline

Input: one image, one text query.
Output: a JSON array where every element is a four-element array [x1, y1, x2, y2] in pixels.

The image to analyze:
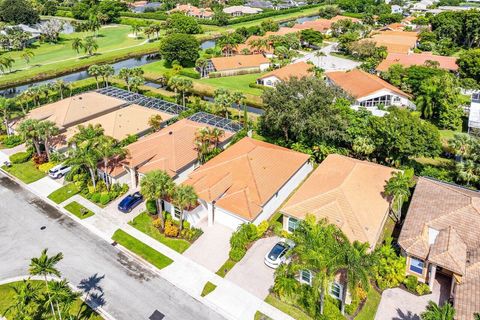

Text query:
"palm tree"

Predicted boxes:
[[140, 170, 175, 230], [384, 169, 416, 222], [272, 263, 298, 299], [71, 37, 83, 55], [99, 64, 114, 87], [66, 144, 101, 188], [21, 49, 35, 66], [195, 58, 208, 78], [214, 88, 233, 119], [17, 119, 42, 156], [29, 249, 64, 320], [118, 68, 133, 91], [49, 279, 79, 320], [83, 36, 99, 56], [37, 120, 59, 162], [131, 24, 141, 38], [88, 64, 102, 89], [456, 159, 479, 186], [168, 76, 192, 107], [172, 185, 198, 232], [68, 123, 104, 147], [421, 301, 455, 320], [448, 134, 473, 160], [96, 135, 126, 190], [2, 280, 38, 320], [53, 80, 69, 99], [151, 23, 161, 40], [129, 75, 144, 93], [232, 91, 245, 120], [0, 56, 15, 73], [0, 97, 13, 136]]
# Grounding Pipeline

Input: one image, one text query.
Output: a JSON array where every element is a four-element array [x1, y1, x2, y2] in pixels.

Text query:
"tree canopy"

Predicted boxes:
[[159, 33, 199, 67], [0, 0, 40, 25], [165, 13, 202, 34]]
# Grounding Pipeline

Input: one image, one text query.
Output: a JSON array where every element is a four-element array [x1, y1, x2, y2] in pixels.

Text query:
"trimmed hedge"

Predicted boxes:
[[120, 11, 168, 20], [227, 5, 320, 25], [1, 135, 23, 148], [10, 151, 32, 164], [180, 69, 201, 79]]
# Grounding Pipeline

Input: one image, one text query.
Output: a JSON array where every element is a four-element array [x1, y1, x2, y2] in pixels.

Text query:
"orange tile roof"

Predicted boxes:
[[292, 19, 332, 32], [210, 54, 270, 72], [184, 137, 310, 221], [265, 27, 299, 36], [168, 4, 213, 17], [25, 92, 126, 130], [258, 62, 313, 81], [330, 15, 361, 23], [281, 154, 396, 247], [376, 52, 458, 72], [368, 30, 418, 54], [104, 119, 233, 178], [381, 23, 405, 31], [325, 68, 410, 99]]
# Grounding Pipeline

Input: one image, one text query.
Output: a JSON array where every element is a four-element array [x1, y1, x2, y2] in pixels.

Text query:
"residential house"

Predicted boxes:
[[223, 5, 262, 16], [201, 54, 270, 77], [398, 177, 480, 320], [173, 137, 313, 228], [325, 68, 413, 115], [256, 61, 313, 87], [292, 16, 361, 35], [376, 52, 459, 72], [391, 4, 403, 13], [280, 154, 396, 299], [380, 22, 406, 31], [468, 92, 480, 133], [232, 28, 299, 57], [129, 1, 162, 13], [99, 112, 237, 187], [168, 4, 214, 19], [365, 30, 418, 54]]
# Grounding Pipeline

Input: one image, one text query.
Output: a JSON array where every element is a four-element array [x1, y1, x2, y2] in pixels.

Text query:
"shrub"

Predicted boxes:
[[416, 282, 431, 295], [404, 275, 418, 293], [146, 200, 157, 214], [179, 69, 201, 79], [164, 220, 179, 237], [229, 246, 246, 262], [1, 135, 23, 148], [230, 223, 258, 250], [163, 211, 172, 221], [182, 220, 191, 230], [373, 237, 406, 290], [95, 180, 107, 193], [32, 153, 48, 165], [38, 162, 56, 173], [257, 220, 269, 237], [91, 193, 101, 203], [99, 193, 111, 205], [152, 218, 163, 229], [9, 151, 32, 163], [108, 191, 118, 200], [271, 221, 283, 236], [121, 183, 129, 194]]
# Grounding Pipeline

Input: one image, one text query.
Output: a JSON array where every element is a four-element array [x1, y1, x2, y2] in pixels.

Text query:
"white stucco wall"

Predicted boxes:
[[357, 89, 411, 107], [258, 75, 281, 87]]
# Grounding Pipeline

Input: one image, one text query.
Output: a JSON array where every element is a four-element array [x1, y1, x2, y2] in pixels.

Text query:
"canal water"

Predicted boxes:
[[279, 14, 319, 27]]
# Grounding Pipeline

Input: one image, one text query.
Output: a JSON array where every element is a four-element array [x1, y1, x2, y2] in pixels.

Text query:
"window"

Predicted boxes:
[[300, 270, 312, 286], [409, 257, 424, 275], [330, 282, 343, 300], [174, 207, 181, 220], [288, 217, 299, 232]]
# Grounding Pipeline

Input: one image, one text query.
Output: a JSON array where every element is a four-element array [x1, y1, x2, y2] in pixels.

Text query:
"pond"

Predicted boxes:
[[200, 39, 217, 50], [279, 14, 319, 27]]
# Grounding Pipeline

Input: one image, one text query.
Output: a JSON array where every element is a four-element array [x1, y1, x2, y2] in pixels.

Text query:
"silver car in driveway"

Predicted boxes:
[[264, 241, 293, 269], [48, 164, 71, 179]]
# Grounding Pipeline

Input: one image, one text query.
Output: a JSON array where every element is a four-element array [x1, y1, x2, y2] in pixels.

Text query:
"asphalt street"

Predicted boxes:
[[0, 174, 226, 320]]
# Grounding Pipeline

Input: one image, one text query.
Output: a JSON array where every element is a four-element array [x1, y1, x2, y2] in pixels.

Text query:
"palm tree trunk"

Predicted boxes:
[[89, 167, 96, 189], [33, 139, 42, 156], [319, 285, 325, 315], [56, 300, 63, 320], [44, 276, 57, 320], [182, 92, 186, 107], [179, 210, 184, 232], [103, 158, 110, 190], [95, 77, 99, 89], [340, 279, 347, 315], [44, 138, 51, 161], [156, 198, 165, 230]]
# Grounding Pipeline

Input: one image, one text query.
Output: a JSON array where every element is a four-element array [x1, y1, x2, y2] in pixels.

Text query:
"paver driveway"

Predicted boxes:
[[226, 236, 281, 299]]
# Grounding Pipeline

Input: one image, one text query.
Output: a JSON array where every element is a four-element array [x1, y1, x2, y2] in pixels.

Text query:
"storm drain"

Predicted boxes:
[[149, 310, 165, 320]]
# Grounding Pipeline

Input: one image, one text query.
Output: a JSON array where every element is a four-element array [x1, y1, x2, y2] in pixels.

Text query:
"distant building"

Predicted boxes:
[[391, 4, 403, 13], [364, 30, 418, 54], [223, 5, 262, 16], [376, 52, 458, 72], [468, 92, 480, 133], [203, 54, 270, 77], [292, 15, 361, 34], [256, 62, 313, 87], [129, 1, 162, 13], [168, 4, 214, 19]]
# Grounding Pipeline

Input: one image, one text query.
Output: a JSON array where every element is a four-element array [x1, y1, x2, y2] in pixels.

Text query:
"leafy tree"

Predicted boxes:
[[384, 168, 415, 222], [37, 120, 59, 162], [377, 13, 403, 25], [17, 119, 42, 156], [421, 301, 455, 320], [172, 184, 198, 232], [457, 49, 480, 83], [372, 237, 406, 290], [0, 0, 40, 24], [159, 33, 199, 67], [431, 10, 480, 49], [318, 5, 341, 19], [82, 36, 99, 56], [96, 135, 126, 190], [352, 136, 375, 159], [300, 29, 323, 47], [195, 57, 208, 78], [260, 19, 279, 32], [29, 249, 64, 320], [165, 13, 202, 34], [148, 114, 163, 132]]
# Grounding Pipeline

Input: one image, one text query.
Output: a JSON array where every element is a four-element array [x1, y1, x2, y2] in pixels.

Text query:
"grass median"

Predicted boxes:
[[112, 229, 173, 270], [2, 162, 45, 184], [48, 183, 80, 204], [64, 201, 95, 219]]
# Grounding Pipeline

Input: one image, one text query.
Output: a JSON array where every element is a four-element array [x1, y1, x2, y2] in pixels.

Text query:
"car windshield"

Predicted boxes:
[[49, 168, 58, 173], [269, 243, 287, 259]]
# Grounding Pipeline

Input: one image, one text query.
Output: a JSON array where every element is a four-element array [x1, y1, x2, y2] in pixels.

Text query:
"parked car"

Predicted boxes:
[[118, 192, 143, 213], [48, 164, 71, 179], [264, 241, 294, 269]]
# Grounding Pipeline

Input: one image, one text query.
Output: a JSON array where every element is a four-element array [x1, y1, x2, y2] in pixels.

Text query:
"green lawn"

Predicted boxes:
[[47, 183, 80, 204], [255, 311, 273, 320], [64, 201, 95, 219], [112, 229, 173, 269], [0, 280, 102, 320], [0, 25, 159, 88], [129, 212, 191, 253], [265, 294, 313, 320], [355, 288, 381, 320], [2, 162, 45, 184], [200, 281, 217, 297], [215, 259, 237, 277], [196, 73, 266, 96]]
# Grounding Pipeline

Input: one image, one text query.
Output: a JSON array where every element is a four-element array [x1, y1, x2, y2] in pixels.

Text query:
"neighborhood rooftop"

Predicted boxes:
[[257, 61, 313, 82], [209, 54, 270, 72], [376, 52, 459, 72]]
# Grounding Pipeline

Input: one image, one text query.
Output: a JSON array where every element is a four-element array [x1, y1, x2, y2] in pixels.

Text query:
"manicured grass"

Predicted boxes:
[[414, 156, 454, 168], [0, 280, 102, 320], [112, 229, 173, 269], [200, 281, 217, 297], [2, 162, 45, 184], [265, 294, 313, 320], [47, 183, 80, 204], [64, 201, 95, 219], [355, 288, 382, 320], [215, 259, 237, 277], [255, 311, 273, 320], [129, 212, 191, 253], [196, 73, 266, 96], [142, 60, 196, 79]]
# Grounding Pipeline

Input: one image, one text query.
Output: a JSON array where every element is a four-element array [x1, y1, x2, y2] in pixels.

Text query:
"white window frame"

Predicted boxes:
[[300, 270, 312, 286], [409, 257, 424, 275], [330, 282, 343, 300], [174, 206, 182, 220], [287, 217, 299, 232]]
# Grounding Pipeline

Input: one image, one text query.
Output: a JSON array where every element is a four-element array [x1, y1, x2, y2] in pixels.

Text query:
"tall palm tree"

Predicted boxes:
[[71, 37, 83, 55], [66, 144, 101, 188], [0, 97, 13, 135], [83, 36, 99, 56], [384, 169, 416, 222], [17, 119, 42, 156], [151, 23, 161, 40], [29, 249, 64, 320], [53, 80, 69, 100], [2, 280, 38, 320], [118, 68, 133, 91], [421, 301, 455, 320], [49, 279, 79, 320], [21, 49, 35, 66], [0, 56, 15, 74], [96, 135, 126, 190], [140, 170, 175, 230], [214, 88, 233, 119], [168, 76, 192, 107], [88, 64, 102, 89], [37, 120, 60, 162], [99, 64, 114, 87], [131, 24, 141, 38], [68, 124, 104, 147], [172, 185, 198, 232], [456, 160, 479, 186], [129, 75, 144, 93], [195, 58, 208, 78], [448, 134, 474, 160], [232, 91, 245, 120]]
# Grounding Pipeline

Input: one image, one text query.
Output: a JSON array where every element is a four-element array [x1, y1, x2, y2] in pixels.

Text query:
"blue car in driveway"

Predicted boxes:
[[118, 192, 143, 213]]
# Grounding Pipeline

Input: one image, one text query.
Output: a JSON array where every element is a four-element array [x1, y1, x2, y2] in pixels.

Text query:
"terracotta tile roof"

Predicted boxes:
[[210, 54, 270, 72], [104, 118, 233, 178], [168, 4, 214, 17], [265, 27, 299, 36], [381, 23, 405, 31], [367, 31, 418, 54], [376, 52, 459, 72], [257, 62, 313, 81], [184, 137, 310, 221], [25, 92, 126, 130], [325, 68, 410, 99], [65, 104, 173, 142], [281, 154, 396, 247], [330, 15, 361, 23], [292, 19, 332, 32], [399, 177, 480, 319]]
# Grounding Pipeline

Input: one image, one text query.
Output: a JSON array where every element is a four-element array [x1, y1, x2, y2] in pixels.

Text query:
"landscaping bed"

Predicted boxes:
[[64, 201, 95, 219], [112, 229, 173, 270], [47, 183, 80, 204]]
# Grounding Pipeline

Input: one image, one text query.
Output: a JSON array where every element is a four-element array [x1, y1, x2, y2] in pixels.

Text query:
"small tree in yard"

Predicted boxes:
[[37, 120, 60, 162], [148, 114, 163, 132], [172, 185, 198, 232], [140, 170, 175, 231], [384, 168, 415, 222]]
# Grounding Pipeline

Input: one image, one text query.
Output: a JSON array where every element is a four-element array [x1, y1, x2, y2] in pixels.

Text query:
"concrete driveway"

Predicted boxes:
[[295, 43, 361, 71], [28, 176, 63, 197], [375, 274, 451, 320], [226, 236, 281, 299], [183, 219, 233, 272]]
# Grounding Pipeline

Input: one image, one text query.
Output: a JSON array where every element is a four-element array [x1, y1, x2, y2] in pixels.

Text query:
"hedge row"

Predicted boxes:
[[120, 11, 168, 21], [227, 4, 320, 25]]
